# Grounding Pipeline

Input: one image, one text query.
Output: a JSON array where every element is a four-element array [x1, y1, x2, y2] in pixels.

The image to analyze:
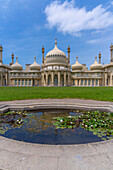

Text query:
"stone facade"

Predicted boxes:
[[0, 39, 113, 87]]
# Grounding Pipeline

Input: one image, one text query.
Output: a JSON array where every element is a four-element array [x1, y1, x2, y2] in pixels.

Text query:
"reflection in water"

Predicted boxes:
[[0, 110, 111, 144]]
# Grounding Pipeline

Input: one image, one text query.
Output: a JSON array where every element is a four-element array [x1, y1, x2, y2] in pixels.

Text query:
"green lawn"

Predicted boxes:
[[0, 86, 113, 101]]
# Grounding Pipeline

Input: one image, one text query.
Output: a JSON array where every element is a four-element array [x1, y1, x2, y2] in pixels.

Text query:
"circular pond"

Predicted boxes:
[[0, 109, 113, 145]]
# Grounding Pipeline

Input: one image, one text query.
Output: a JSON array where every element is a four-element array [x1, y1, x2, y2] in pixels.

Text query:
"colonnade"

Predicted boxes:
[[73, 79, 100, 86], [10, 79, 40, 86], [42, 71, 71, 86]]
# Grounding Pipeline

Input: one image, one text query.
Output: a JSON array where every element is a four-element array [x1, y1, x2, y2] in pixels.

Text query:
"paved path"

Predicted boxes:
[[0, 99, 113, 170]]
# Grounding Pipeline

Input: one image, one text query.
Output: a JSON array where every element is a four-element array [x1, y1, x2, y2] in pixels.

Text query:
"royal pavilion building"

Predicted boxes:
[[0, 38, 113, 87]]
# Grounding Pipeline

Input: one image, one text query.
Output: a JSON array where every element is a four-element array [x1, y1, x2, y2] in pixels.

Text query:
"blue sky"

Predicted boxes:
[[0, 0, 113, 69]]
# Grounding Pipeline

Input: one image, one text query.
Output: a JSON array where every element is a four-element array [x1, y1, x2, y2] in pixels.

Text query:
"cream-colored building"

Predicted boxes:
[[0, 39, 113, 87]]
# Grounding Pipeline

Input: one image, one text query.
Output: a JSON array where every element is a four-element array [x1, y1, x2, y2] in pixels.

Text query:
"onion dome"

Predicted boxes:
[[46, 38, 66, 57], [30, 57, 40, 70], [45, 38, 67, 66], [72, 57, 83, 70], [11, 57, 23, 70], [90, 56, 102, 70]]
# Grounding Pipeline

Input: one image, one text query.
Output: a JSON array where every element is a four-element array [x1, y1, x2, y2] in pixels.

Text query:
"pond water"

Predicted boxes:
[[0, 109, 113, 145]]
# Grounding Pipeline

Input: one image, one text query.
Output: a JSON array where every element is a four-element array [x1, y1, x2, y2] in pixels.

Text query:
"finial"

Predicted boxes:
[[95, 56, 97, 61], [11, 53, 14, 57], [99, 52, 101, 57], [0, 45, 3, 51], [34, 57, 36, 62], [67, 46, 71, 52], [42, 46, 45, 53], [76, 56, 78, 61], [55, 37, 57, 47], [16, 57, 18, 62]]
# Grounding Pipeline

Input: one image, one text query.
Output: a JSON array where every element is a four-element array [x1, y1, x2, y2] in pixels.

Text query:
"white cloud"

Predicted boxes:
[[45, 0, 113, 36], [111, 1, 113, 5]]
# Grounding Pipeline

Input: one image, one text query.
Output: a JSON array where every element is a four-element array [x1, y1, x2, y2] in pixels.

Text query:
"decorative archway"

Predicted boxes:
[[54, 75, 58, 86]]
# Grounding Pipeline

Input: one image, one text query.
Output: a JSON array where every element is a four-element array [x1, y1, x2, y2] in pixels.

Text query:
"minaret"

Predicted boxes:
[[0, 45, 3, 63], [110, 43, 113, 62], [42, 46, 45, 64], [11, 53, 14, 64], [67, 46, 71, 64], [98, 52, 101, 64]]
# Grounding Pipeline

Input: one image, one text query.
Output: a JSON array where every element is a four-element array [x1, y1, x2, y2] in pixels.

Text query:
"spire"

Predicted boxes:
[[34, 56, 36, 62], [95, 56, 97, 62]]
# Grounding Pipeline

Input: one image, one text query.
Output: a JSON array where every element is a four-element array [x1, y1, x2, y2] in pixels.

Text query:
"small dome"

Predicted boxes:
[[90, 56, 102, 70], [30, 57, 40, 70], [46, 38, 66, 57], [72, 57, 83, 70], [11, 57, 23, 70]]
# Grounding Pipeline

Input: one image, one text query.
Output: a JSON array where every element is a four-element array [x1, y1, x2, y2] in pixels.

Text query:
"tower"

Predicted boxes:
[[0, 45, 3, 63], [110, 44, 113, 62]]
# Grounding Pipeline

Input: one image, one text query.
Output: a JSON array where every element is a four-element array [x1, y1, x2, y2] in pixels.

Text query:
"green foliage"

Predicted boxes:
[[0, 86, 113, 101], [53, 110, 113, 141]]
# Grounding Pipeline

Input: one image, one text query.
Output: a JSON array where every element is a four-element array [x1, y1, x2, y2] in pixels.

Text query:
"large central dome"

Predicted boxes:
[[45, 39, 68, 66]]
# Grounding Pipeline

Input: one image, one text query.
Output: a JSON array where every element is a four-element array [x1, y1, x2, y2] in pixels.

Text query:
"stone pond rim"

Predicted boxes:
[[0, 98, 113, 114]]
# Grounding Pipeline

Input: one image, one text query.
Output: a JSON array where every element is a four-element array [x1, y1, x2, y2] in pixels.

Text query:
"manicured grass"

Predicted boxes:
[[0, 86, 113, 101]]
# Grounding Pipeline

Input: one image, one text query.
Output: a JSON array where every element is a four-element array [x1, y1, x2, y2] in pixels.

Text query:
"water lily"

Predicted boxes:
[[60, 119, 63, 123], [69, 116, 71, 118], [85, 125, 88, 128]]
